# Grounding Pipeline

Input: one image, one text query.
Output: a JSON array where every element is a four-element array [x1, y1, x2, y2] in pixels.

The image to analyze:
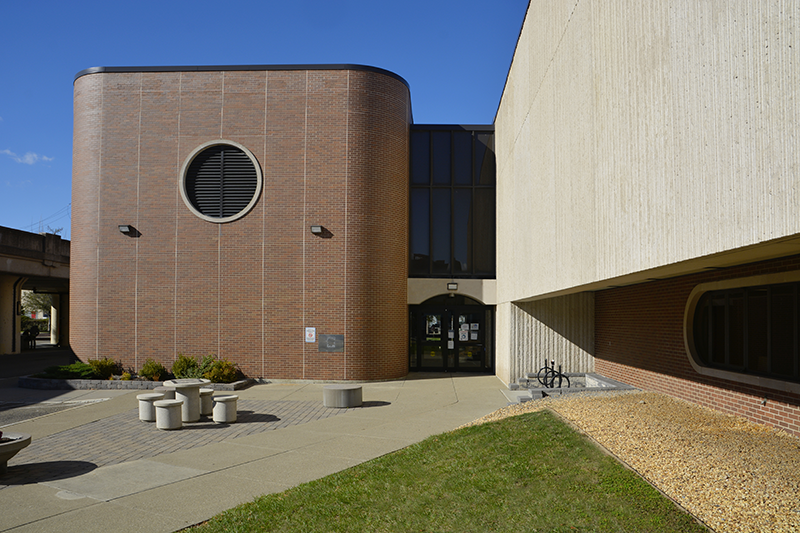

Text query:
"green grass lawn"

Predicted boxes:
[[195, 410, 706, 532]]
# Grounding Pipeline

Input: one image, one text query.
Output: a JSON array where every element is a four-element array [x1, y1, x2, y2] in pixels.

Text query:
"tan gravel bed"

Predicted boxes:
[[464, 390, 800, 532]]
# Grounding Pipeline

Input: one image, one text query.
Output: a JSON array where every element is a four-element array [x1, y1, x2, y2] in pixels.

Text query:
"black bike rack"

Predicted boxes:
[[536, 359, 570, 389]]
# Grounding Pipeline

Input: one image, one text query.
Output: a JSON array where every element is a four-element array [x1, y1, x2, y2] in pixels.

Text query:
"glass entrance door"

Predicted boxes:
[[453, 310, 485, 369], [419, 311, 445, 369], [409, 295, 493, 372]]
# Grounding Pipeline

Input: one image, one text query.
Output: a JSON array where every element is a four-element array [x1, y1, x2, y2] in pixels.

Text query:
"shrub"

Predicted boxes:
[[171, 354, 199, 378], [140, 359, 168, 381], [198, 354, 216, 375], [88, 357, 121, 379], [121, 372, 132, 380], [172, 354, 217, 378], [33, 362, 98, 380], [203, 358, 239, 383]]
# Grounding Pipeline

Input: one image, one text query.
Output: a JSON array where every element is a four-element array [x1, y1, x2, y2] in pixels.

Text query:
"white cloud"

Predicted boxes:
[[1, 149, 53, 165]]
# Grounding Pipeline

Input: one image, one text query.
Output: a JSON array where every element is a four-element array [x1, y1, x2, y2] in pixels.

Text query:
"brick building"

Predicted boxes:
[[72, 1, 800, 436], [72, 66, 412, 381]]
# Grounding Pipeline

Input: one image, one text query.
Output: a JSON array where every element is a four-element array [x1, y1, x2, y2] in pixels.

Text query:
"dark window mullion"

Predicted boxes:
[[767, 286, 772, 374], [450, 183, 456, 277], [469, 187, 475, 276], [792, 283, 800, 379], [428, 133, 433, 277], [743, 288, 749, 371], [450, 132, 454, 276], [724, 292, 730, 366], [428, 185, 433, 277], [707, 301, 714, 363], [469, 134, 475, 275], [467, 131, 474, 276]]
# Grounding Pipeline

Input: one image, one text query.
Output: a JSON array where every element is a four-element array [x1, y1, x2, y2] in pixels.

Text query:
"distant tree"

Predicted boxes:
[[22, 291, 53, 316]]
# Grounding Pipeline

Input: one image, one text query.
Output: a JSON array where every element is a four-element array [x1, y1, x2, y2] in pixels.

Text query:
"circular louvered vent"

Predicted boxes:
[[180, 141, 262, 223]]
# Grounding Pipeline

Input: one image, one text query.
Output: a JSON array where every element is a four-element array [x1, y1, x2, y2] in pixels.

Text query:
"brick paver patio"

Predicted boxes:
[[0, 399, 356, 487]]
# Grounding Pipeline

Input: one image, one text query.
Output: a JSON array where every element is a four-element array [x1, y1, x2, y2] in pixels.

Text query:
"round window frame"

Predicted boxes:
[[179, 140, 263, 224]]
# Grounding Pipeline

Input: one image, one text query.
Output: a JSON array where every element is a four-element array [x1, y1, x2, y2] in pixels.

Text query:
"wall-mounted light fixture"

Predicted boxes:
[[310, 225, 324, 235], [118, 225, 140, 237], [447, 282, 458, 291]]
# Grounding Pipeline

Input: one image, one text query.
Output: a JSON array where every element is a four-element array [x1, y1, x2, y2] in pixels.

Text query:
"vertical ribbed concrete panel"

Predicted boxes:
[[496, 0, 800, 304], [495, 0, 799, 382], [499, 293, 595, 385]]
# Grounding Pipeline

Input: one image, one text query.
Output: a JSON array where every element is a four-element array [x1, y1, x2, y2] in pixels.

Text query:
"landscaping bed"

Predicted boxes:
[[18, 354, 256, 391], [17, 375, 256, 391]]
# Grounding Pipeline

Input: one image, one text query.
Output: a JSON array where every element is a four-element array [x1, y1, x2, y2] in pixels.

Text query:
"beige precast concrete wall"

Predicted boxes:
[[496, 293, 595, 384], [407, 279, 497, 305], [494, 1, 799, 383], [496, 0, 800, 304]]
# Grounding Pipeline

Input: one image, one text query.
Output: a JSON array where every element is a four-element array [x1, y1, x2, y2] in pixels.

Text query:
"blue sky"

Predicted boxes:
[[0, 0, 528, 240]]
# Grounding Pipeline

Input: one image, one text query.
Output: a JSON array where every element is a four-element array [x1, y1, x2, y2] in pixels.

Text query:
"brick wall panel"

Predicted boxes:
[[73, 67, 410, 380]]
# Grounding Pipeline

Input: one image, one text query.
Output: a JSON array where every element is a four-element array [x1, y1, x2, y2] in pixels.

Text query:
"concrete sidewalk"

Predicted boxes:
[[0, 374, 510, 532]]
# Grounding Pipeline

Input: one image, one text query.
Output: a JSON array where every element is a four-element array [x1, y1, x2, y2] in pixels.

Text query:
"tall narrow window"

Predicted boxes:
[[410, 189, 430, 275]]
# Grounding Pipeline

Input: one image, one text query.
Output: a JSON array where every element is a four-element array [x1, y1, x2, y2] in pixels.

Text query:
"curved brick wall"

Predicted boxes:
[[72, 67, 411, 380]]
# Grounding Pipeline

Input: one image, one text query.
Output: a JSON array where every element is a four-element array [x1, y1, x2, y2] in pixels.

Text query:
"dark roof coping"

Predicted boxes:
[[411, 124, 494, 131], [74, 64, 409, 90]]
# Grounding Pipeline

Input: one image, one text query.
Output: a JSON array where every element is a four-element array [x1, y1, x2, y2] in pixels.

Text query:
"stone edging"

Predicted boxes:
[[17, 376, 257, 391]]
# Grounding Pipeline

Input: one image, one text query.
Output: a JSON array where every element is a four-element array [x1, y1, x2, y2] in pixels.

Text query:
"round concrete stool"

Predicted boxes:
[[153, 386, 175, 400], [212, 395, 238, 424], [323, 384, 363, 408], [154, 399, 183, 430], [199, 388, 214, 416], [137, 392, 165, 422]]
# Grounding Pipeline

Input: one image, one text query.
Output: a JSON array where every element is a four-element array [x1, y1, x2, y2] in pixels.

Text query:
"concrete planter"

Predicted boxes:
[[0, 433, 31, 474]]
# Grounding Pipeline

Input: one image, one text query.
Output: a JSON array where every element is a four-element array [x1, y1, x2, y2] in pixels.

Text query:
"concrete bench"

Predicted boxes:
[[323, 384, 362, 408], [137, 392, 165, 422], [153, 386, 176, 400], [154, 399, 183, 430], [212, 395, 238, 424], [199, 388, 214, 416]]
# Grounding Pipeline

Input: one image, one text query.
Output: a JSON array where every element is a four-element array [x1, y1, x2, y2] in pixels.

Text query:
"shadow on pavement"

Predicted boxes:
[[361, 401, 391, 408], [0, 348, 78, 380], [0, 460, 97, 486]]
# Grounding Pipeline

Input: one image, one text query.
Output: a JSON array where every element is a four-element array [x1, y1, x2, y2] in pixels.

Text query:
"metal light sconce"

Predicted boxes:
[[118, 225, 140, 237], [310, 225, 324, 235]]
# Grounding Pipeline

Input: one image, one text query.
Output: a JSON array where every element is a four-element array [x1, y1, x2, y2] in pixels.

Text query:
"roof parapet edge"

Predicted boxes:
[[74, 64, 410, 90]]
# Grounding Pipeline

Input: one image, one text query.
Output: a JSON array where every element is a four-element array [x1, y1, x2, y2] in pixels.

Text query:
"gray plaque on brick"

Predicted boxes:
[[318, 334, 344, 353]]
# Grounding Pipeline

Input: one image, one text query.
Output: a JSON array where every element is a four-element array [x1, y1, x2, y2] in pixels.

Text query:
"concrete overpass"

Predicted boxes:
[[0, 227, 69, 354]]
